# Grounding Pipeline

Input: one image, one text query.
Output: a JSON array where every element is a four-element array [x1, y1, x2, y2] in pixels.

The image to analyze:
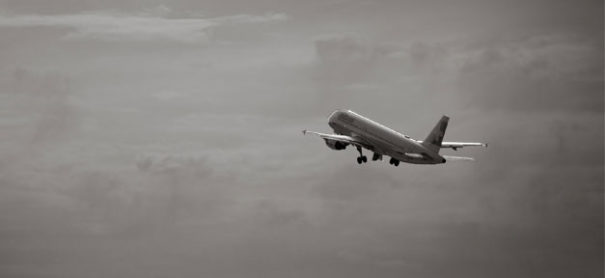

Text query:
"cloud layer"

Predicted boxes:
[[0, 1, 602, 278], [0, 11, 287, 42]]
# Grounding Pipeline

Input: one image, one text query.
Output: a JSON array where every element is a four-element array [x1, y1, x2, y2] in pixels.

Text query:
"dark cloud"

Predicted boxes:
[[457, 34, 603, 113], [0, 68, 78, 147], [313, 34, 403, 85], [313, 34, 380, 91], [408, 41, 447, 70]]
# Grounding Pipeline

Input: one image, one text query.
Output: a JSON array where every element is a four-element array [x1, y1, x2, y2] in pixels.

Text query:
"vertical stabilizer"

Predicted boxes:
[[422, 116, 449, 153]]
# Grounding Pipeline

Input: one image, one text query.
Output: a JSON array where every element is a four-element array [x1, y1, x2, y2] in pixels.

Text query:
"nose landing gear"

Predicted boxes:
[[355, 146, 367, 164]]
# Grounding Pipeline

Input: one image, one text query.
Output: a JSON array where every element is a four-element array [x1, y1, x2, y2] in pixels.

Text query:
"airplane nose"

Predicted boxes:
[[327, 110, 340, 120], [327, 110, 341, 126]]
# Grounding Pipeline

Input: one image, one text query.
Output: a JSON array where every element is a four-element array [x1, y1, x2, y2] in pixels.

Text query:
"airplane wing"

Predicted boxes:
[[302, 130, 363, 145], [417, 141, 488, 150], [302, 130, 370, 149]]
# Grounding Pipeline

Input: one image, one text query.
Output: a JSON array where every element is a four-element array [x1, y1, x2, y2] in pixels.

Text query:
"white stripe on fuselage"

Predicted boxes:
[[328, 110, 443, 164]]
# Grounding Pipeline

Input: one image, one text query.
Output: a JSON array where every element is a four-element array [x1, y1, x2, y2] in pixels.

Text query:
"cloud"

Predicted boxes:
[[213, 13, 289, 25], [315, 34, 375, 64], [311, 32, 603, 115], [312, 33, 401, 107], [0, 1, 601, 277], [0, 68, 78, 145], [456, 34, 603, 112], [0, 11, 288, 43]]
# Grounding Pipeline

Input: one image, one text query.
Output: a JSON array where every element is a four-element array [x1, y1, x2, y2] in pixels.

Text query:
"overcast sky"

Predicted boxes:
[[0, 1, 602, 277]]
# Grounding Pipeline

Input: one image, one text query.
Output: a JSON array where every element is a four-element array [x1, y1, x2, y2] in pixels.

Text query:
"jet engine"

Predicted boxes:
[[324, 139, 348, 150]]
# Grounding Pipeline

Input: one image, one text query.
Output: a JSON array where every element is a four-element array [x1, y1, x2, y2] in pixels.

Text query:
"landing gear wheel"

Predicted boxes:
[[355, 146, 367, 164], [357, 156, 367, 164], [389, 158, 400, 166]]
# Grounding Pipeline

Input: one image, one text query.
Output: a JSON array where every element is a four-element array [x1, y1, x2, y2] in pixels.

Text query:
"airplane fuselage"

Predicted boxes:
[[327, 110, 445, 164]]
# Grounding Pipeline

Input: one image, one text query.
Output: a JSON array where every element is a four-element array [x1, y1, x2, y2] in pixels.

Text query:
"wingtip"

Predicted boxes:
[[302, 129, 307, 135]]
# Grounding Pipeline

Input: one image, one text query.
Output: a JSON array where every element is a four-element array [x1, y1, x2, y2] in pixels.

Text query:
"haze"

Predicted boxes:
[[0, 1, 602, 277]]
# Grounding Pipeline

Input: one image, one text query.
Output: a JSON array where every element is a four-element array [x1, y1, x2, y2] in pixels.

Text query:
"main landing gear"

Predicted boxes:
[[372, 153, 382, 161], [356, 146, 368, 164], [354, 148, 398, 166]]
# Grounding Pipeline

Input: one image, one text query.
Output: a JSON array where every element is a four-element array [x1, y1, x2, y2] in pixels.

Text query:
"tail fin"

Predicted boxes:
[[421, 115, 449, 153]]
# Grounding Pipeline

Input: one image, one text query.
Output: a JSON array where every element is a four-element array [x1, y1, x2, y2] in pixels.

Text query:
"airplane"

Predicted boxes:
[[303, 109, 487, 166]]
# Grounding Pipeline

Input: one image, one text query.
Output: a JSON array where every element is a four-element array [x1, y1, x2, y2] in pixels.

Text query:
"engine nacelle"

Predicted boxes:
[[324, 139, 348, 150]]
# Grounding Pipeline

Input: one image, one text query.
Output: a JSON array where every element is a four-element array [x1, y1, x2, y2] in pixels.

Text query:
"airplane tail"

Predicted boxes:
[[421, 115, 449, 154]]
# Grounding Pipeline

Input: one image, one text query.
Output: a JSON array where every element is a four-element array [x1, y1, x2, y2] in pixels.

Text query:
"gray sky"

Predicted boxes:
[[0, 1, 602, 277]]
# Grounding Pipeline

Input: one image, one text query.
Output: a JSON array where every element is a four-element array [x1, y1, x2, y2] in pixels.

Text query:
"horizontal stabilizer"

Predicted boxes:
[[417, 141, 488, 150], [442, 155, 475, 162]]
